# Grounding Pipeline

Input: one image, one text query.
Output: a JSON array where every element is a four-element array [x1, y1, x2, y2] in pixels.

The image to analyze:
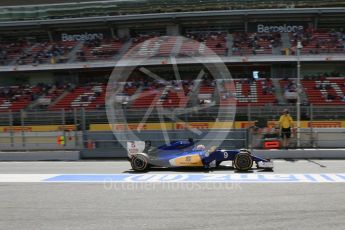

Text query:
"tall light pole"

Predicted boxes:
[[296, 41, 303, 148]]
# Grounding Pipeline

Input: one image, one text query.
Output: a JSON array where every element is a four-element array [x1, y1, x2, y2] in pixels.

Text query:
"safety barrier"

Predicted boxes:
[[249, 128, 345, 149], [0, 131, 83, 151], [1, 107, 345, 159]]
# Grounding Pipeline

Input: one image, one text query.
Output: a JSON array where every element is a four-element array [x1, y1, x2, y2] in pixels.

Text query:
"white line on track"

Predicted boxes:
[[0, 174, 58, 182], [1, 174, 345, 183]]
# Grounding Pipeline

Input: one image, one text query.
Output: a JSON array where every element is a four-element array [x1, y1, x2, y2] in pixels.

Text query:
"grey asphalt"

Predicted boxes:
[[0, 160, 345, 230], [1, 159, 345, 174]]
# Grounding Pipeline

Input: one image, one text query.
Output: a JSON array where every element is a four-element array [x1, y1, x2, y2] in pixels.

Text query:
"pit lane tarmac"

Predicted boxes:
[[0, 160, 344, 230]]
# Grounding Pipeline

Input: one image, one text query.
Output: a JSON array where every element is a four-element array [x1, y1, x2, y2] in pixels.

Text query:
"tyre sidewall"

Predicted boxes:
[[131, 154, 149, 172], [234, 153, 253, 171]]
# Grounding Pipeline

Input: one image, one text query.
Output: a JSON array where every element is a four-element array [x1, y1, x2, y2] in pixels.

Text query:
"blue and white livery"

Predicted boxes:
[[127, 139, 273, 172]]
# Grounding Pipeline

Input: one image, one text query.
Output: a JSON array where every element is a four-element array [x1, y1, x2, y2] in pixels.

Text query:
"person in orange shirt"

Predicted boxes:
[[279, 109, 294, 149]]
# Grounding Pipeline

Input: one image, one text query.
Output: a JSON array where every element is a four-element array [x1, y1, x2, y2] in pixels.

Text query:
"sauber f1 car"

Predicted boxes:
[[127, 139, 273, 172]]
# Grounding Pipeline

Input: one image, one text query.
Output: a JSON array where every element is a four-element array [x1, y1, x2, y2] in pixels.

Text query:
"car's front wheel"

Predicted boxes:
[[131, 154, 149, 172], [233, 152, 253, 171]]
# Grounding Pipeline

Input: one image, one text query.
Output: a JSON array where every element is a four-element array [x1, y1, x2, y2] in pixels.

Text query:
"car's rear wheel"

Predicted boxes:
[[234, 152, 253, 171], [131, 154, 149, 172]]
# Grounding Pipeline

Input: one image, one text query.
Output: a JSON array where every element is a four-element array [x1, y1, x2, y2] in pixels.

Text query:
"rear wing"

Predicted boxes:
[[126, 141, 146, 157]]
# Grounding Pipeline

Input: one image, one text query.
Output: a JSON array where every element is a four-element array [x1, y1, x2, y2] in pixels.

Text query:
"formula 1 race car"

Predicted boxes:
[[127, 139, 273, 172]]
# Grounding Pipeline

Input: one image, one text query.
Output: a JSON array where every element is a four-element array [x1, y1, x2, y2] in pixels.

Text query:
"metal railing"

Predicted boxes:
[[249, 128, 345, 149], [1, 105, 345, 152], [1, 105, 345, 127]]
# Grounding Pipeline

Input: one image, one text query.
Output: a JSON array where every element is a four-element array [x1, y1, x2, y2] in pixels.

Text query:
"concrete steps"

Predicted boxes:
[[172, 36, 183, 56], [113, 39, 133, 59], [67, 41, 84, 63], [271, 78, 286, 105], [226, 33, 233, 56]]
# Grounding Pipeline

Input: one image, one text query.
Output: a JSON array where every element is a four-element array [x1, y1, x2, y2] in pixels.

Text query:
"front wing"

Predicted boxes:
[[257, 161, 274, 169]]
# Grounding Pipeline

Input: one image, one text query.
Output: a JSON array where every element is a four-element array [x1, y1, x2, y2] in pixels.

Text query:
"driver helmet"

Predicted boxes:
[[195, 144, 206, 150]]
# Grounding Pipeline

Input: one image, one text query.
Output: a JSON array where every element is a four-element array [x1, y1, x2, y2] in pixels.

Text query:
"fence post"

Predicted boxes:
[[247, 104, 251, 122], [172, 110, 177, 142], [61, 108, 66, 148], [73, 108, 79, 148], [310, 104, 315, 147], [8, 110, 14, 147], [246, 126, 253, 152], [20, 110, 25, 147], [245, 128, 249, 149], [81, 108, 87, 149], [314, 131, 319, 148]]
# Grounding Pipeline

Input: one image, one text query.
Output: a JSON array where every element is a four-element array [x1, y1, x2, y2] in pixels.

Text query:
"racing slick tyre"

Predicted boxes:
[[131, 154, 150, 172], [234, 152, 253, 171]]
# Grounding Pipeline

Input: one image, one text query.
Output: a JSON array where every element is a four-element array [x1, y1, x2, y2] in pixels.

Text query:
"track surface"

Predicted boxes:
[[1, 160, 345, 230]]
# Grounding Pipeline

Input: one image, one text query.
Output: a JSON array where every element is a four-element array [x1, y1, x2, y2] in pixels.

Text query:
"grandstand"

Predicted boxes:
[[0, 0, 345, 151], [1, 1, 345, 20]]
